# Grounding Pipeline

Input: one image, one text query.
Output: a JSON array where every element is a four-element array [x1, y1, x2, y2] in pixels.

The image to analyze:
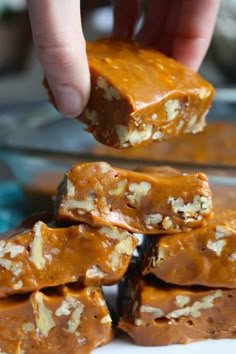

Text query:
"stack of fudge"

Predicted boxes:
[[4, 36, 233, 352], [55, 161, 220, 347], [0, 163, 140, 353], [118, 166, 236, 345], [0, 160, 225, 352]]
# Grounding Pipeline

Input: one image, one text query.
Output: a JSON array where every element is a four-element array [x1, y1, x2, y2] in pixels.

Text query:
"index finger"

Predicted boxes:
[[27, 0, 90, 117]]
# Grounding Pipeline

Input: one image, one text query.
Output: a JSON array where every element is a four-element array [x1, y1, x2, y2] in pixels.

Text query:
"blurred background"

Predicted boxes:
[[0, 0, 236, 230]]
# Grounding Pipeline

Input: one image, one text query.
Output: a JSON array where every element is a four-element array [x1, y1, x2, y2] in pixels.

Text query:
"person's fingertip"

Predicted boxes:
[[49, 82, 84, 118]]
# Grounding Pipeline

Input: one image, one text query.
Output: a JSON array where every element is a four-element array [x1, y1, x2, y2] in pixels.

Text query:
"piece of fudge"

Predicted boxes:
[[55, 161, 213, 234], [77, 37, 214, 148], [118, 260, 236, 346], [141, 211, 236, 288], [0, 284, 112, 354], [0, 218, 137, 298]]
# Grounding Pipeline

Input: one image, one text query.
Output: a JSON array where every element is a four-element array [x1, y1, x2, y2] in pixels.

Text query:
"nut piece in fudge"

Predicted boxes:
[[118, 260, 236, 346], [55, 161, 213, 234], [141, 211, 236, 288], [77, 37, 214, 148], [0, 218, 137, 298], [0, 284, 112, 354]]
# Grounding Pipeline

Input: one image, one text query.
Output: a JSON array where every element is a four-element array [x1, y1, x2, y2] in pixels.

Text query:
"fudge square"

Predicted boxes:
[[118, 260, 236, 346], [78, 37, 214, 148], [55, 161, 213, 234], [0, 284, 112, 354], [141, 211, 236, 288], [0, 218, 137, 298]]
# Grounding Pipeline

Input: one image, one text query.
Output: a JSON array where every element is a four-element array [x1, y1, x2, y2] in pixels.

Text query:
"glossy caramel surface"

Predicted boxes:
[[55, 162, 213, 233]]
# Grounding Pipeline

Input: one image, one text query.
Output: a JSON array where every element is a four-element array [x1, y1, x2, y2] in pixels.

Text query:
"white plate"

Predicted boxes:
[[96, 337, 236, 354]]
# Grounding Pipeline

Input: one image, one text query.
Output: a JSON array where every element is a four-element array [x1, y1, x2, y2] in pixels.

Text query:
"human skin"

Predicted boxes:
[[26, 0, 220, 117]]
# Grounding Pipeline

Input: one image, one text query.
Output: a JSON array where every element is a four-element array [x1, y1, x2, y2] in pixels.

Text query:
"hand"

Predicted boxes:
[[27, 0, 90, 118], [27, 0, 220, 118], [113, 0, 221, 71]]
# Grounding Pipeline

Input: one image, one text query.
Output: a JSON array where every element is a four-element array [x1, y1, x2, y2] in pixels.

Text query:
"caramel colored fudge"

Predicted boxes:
[[0, 284, 112, 354], [118, 261, 236, 346], [55, 161, 213, 234], [0, 219, 137, 298], [77, 38, 214, 148], [141, 211, 236, 288]]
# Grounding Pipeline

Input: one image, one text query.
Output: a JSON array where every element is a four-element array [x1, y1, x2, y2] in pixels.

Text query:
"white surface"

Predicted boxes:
[[95, 337, 236, 354]]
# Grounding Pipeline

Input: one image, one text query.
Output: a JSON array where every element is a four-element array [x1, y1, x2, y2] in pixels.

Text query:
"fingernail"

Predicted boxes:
[[50, 83, 83, 117]]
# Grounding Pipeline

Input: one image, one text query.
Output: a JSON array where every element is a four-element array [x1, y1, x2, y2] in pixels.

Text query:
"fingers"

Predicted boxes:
[[170, 0, 221, 70], [136, 0, 171, 46], [27, 0, 90, 117], [135, 0, 220, 71], [112, 0, 141, 39]]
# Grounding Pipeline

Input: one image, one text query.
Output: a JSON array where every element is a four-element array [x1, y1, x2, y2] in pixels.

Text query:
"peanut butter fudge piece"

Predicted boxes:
[[118, 261, 236, 346], [0, 284, 112, 354], [55, 161, 213, 234], [77, 37, 214, 148], [141, 211, 236, 288], [0, 219, 137, 298]]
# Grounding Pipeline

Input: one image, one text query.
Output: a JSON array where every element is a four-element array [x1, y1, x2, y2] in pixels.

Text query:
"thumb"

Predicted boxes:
[[27, 0, 90, 117]]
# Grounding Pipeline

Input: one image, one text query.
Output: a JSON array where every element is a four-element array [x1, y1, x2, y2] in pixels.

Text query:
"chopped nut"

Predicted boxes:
[[184, 115, 197, 133], [100, 314, 111, 324], [168, 195, 211, 218], [108, 180, 127, 196], [144, 213, 163, 229], [126, 182, 151, 206], [98, 227, 128, 240], [192, 111, 207, 134], [199, 87, 210, 99], [86, 265, 107, 279], [215, 224, 235, 239], [176, 119, 184, 134], [115, 237, 134, 256], [97, 76, 121, 101], [152, 246, 165, 266], [85, 108, 99, 126], [67, 302, 85, 333], [116, 124, 153, 147], [0, 259, 13, 271], [55, 296, 78, 317], [66, 179, 76, 197], [63, 195, 95, 212], [165, 99, 180, 121], [12, 280, 23, 290], [29, 222, 46, 271], [166, 290, 222, 319], [0, 240, 24, 259], [32, 292, 55, 337], [229, 252, 236, 262], [175, 295, 190, 308], [162, 216, 173, 230], [99, 162, 111, 174], [134, 318, 144, 326], [152, 129, 164, 140], [140, 305, 164, 318], [207, 239, 226, 256]]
